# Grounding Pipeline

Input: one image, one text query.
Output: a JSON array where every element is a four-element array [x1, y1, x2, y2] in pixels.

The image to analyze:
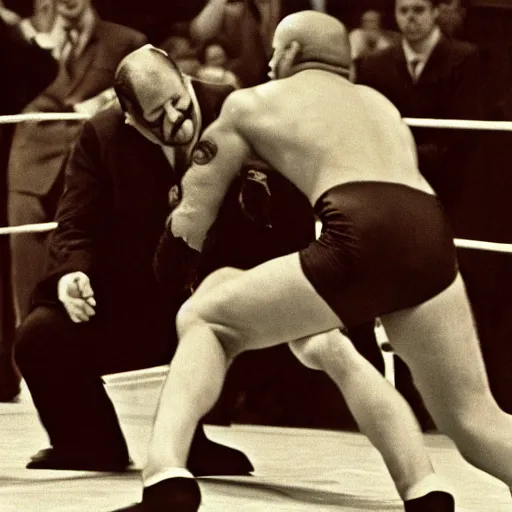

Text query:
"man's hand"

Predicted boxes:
[[57, 271, 96, 323], [0, 7, 21, 25]]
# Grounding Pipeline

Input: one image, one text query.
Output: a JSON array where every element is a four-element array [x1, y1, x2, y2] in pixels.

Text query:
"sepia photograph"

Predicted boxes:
[[0, 0, 512, 510]]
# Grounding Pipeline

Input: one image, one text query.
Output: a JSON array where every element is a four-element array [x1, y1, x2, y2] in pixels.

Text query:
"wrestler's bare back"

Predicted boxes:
[[172, 69, 435, 251], [239, 69, 434, 205]]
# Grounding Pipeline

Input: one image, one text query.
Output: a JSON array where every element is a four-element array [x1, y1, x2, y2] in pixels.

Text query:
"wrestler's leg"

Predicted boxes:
[[290, 331, 447, 501], [143, 254, 342, 484], [382, 272, 512, 486]]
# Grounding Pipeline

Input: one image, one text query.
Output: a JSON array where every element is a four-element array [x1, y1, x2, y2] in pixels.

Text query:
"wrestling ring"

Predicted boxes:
[[0, 112, 511, 511]]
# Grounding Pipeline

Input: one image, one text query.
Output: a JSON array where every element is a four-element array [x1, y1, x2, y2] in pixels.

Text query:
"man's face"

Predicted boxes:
[[361, 10, 382, 32], [205, 44, 227, 68], [56, 0, 90, 21], [437, 0, 465, 36], [268, 36, 288, 80], [131, 66, 196, 146], [395, 0, 439, 44]]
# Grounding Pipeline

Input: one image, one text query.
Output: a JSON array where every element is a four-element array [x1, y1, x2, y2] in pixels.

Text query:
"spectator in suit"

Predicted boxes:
[[349, 8, 397, 62], [357, 0, 484, 430], [14, 45, 315, 472], [159, 35, 201, 76], [7, 0, 147, 390], [195, 43, 241, 88], [189, 0, 269, 87], [357, 0, 483, 215], [0, 7, 58, 402], [437, 0, 467, 37], [257, 0, 359, 58]]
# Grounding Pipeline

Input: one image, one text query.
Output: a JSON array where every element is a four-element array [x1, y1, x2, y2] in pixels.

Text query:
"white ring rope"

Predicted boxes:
[[454, 238, 512, 253], [403, 117, 512, 132], [2, 112, 512, 132], [1, 222, 512, 254], [0, 222, 58, 235], [0, 112, 90, 124]]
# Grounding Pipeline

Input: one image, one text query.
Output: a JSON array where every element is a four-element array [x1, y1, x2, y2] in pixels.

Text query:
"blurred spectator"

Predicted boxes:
[[349, 9, 397, 62], [437, 0, 468, 37], [357, 0, 483, 217], [159, 35, 201, 75], [189, 0, 268, 87], [91, 0, 207, 44], [6, 0, 146, 399], [195, 43, 242, 87], [256, 1, 361, 58], [20, 0, 57, 33], [357, 0, 484, 430], [0, 7, 58, 402]]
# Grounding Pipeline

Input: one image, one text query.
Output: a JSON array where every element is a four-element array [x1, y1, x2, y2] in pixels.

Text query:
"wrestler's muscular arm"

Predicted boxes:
[[171, 91, 254, 252]]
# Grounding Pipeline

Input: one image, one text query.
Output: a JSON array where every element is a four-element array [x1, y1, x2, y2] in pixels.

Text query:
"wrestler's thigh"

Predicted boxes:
[[380, 273, 491, 423], [186, 253, 344, 351], [193, 267, 244, 300]]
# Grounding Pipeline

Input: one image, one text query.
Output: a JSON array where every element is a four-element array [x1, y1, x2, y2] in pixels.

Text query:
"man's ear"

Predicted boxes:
[[285, 40, 301, 63]]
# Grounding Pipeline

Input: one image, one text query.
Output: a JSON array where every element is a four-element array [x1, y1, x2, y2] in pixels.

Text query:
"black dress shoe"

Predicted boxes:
[[187, 426, 254, 476], [26, 447, 133, 472], [111, 478, 201, 512]]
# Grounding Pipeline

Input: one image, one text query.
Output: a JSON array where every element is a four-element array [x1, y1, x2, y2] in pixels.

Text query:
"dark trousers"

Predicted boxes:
[[15, 304, 176, 458]]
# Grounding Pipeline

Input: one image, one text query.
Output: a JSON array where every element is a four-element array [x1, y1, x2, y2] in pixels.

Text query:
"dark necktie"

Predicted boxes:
[[410, 58, 421, 81], [61, 27, 79, 77]]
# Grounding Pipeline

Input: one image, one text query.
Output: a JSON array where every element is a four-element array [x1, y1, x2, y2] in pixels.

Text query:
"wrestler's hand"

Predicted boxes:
[[57, 271, 96, 323]]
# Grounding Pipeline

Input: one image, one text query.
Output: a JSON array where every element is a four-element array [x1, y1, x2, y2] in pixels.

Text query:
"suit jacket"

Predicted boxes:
[[8, 15, 147, 197], [35, 78, 314, 324], [357, 35, 484, 216]]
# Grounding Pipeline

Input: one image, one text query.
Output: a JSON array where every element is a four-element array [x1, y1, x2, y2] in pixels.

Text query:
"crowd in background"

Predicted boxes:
[[1, 0, 512, 433]]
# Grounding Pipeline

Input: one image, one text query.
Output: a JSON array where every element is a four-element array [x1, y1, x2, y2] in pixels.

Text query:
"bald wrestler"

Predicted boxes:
[[107, 11, 512, 512]]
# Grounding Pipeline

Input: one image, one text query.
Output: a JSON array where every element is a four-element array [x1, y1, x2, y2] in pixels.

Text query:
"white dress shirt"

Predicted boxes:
[[402, 26, 441, 81]]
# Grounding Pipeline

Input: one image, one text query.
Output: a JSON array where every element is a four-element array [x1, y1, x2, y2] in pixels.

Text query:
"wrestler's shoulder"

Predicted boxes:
[[221, 82, 281, 117]]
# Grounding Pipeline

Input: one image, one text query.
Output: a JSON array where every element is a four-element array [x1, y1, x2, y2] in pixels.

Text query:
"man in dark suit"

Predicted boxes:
[[356, 0, 484, 429], [0, 10, 58, 402], [14, 45, 314, 472], [7, 0, 147, 363], [357, 0, 483, 215]]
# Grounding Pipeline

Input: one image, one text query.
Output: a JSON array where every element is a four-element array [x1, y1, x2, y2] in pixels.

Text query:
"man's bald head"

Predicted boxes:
[[114, 45, 183, 118], [114, 45, 196, 146], [271, 11, 351, 78]]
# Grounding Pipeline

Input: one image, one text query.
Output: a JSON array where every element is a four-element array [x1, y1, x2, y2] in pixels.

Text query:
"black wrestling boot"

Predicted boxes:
[[26, 447, 133, 472], [404, 491, 455, 512], [111, 478, 201, 512], [187, 424, 254, 476]]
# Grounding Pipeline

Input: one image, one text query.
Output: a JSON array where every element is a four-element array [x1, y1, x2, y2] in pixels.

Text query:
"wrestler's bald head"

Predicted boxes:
[[269, 11, 351, 79]]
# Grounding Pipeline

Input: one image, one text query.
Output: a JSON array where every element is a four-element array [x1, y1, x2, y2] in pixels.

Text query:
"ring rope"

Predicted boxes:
[[0, 222, 58, 235], [1, 222, 512, 254], [2, 112, 512, 132], [454, 238, 512, 253], [0, 112, 90, 124]]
